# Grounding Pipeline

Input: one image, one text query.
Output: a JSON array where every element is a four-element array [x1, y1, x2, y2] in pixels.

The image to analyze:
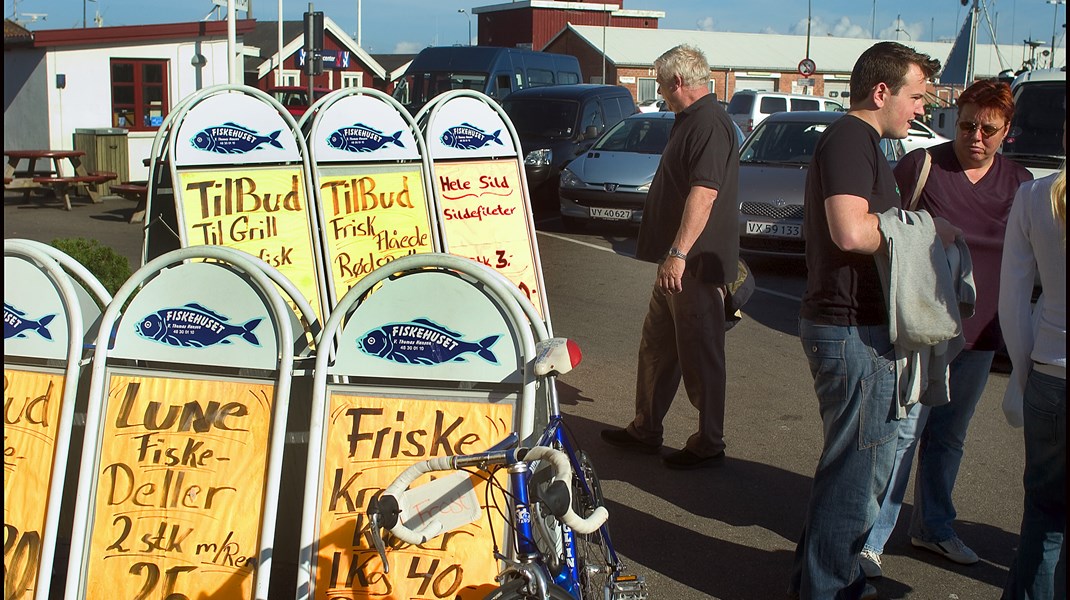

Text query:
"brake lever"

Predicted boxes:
[[365, 492, 399, 574]]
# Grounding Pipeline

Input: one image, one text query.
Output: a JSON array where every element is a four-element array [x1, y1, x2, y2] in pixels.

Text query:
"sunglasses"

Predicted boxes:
[[957, 120, 1005, 138]]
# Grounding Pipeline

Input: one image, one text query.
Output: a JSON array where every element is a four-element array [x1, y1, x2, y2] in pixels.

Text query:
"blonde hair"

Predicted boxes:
[[1052, 164, 1066, 240]]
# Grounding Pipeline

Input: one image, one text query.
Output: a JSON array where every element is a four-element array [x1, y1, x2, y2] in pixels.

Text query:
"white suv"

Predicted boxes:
[[727, 90, 844, 134]]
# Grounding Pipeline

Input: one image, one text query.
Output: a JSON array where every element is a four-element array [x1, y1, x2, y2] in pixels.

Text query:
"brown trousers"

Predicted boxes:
[[626, 274, 727, 456]]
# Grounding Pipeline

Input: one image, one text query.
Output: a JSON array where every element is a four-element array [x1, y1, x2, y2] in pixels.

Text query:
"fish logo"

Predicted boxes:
[[135, 303, 263, 348], [357, 318, 500, 366], [327, 123, 405, 153], [4, 303, 54, 341], [440, 123, 504, 150], [190, 122, 285, 154]]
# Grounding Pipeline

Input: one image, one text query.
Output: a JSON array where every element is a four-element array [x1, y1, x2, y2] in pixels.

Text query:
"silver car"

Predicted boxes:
[[738, 111, 903, 255], [559, 111, 744, 230]]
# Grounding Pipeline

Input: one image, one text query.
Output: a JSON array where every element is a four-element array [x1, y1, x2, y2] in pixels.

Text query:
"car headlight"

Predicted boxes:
[[636, 181, 652, 193], [560, 168, 583, 188], [524, 148, 552, 167]]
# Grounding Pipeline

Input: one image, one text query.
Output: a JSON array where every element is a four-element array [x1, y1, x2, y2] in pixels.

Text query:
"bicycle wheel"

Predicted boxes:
[[483, 578, 574, 600], [571, 449, 615, 600]]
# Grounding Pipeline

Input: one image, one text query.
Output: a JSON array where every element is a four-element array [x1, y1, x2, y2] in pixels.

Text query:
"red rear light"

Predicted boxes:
[[746, 119, 753, 133]]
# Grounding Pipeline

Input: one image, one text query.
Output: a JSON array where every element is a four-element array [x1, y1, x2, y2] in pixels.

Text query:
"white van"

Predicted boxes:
[[727, 90, 845, 134]]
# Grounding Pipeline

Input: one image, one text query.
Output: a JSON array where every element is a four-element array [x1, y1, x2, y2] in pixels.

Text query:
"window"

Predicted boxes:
[[558, 71, 579, 85], [759, 96, 787, 113], [637, 77, 657, 103], [111, 59, 169, 130], [277, 69, 300, 86], [528, 68, 555, 87], [341, 72, 363, 88], [791, 98, 820, 111]]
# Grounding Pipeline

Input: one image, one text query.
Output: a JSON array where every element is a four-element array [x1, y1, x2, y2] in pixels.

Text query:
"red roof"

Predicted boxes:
[[30, 19, 257, 48]]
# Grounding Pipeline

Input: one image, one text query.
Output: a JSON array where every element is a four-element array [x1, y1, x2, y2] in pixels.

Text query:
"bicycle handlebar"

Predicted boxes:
[[523, 446, 608, 535], [371, 445, 609, 549]]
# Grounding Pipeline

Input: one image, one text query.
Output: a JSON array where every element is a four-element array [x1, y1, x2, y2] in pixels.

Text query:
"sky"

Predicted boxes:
[[6, 0, 1066, 65]]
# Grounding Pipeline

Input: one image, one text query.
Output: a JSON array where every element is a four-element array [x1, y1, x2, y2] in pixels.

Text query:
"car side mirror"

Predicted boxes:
[[584, 125, 601, 140]]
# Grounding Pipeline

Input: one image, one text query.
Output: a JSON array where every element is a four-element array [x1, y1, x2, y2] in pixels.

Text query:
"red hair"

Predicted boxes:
[[956, 80, 1015, 124]]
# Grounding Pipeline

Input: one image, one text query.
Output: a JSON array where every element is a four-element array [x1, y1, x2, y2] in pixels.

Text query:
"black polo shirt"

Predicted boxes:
[[635, 93, 739, 285], [800, 115, 900, 326]]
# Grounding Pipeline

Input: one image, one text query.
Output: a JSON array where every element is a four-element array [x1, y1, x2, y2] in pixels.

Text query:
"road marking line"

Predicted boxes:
[[537, 230, 633, 256], [535, 231, 803, 302]]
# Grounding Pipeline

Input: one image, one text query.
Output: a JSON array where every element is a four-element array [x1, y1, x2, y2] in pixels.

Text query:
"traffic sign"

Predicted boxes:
[[798, 58, 816, 77]]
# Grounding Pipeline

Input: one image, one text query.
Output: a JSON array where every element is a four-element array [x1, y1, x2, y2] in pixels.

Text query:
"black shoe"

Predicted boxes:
[[662, 449, 725, 469], [600, 428, 661, 454]]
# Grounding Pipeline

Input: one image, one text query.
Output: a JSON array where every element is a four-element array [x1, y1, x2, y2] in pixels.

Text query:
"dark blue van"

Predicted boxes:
[[392, 46, 582, 114]]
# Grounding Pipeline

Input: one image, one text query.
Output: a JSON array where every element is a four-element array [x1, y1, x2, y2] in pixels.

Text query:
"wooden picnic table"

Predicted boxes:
[[4, 149, 117, 210]]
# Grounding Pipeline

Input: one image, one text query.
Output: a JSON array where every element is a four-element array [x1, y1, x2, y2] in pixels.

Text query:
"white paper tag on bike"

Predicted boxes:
[[399, 471, 481, 534]]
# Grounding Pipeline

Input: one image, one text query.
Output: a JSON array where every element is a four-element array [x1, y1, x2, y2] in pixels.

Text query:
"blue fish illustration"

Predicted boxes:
[[327, 123, 405, 153], [357, 318, 500, 366], [135, 303, 262, 348], [4, 303, 54, 341], [190, 122, 284, 154], [440, 123, 504, 150]]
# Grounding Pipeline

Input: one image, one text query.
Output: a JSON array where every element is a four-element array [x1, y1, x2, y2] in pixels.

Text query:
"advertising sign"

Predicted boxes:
[[421, 92, 546, 318], [313, 394, 513, 600], [176, 166, 323, 318], [433, 159, 543, 315], [308, 91, 438, 301], [318, 164, 434, 299], [80, 374, 275, 599], [3, 369, 66, 600]]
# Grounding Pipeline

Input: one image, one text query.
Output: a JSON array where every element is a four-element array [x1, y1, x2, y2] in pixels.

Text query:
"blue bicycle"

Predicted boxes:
[[366, 339, 647, 600]]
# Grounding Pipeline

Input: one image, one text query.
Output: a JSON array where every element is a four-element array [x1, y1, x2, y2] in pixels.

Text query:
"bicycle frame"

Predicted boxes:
[[528, 415, 623, 598]]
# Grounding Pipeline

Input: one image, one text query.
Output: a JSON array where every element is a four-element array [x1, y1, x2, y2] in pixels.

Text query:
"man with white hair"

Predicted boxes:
[[601, 44, 740, 470]]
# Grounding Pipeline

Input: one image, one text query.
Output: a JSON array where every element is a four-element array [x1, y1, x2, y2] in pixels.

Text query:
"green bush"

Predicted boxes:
[[50, 237, 132, 295]]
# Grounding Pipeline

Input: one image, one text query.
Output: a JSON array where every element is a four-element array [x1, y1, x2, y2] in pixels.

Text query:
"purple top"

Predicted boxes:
[[894, 142, 1032, 350]]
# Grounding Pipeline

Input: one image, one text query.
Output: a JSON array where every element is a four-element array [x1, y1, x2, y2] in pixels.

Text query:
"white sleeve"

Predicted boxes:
[[997, 182, 1038, 428]]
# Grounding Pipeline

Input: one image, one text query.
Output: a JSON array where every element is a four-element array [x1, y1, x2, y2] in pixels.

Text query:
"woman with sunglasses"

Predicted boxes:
[[857, 79, 1034, 579]]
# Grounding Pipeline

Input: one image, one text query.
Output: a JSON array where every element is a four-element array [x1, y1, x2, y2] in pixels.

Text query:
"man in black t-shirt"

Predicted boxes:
[[600, 44, 739, 470], [787, 42, 958, 600]]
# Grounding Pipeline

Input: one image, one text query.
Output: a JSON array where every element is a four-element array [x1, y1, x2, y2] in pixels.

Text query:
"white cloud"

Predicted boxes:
[[831, 16, 869, 39], [789, 16, 869, 39], [878, 18, 926, 42], [696, 16, 715, 31], [393, 41, 424, 54]]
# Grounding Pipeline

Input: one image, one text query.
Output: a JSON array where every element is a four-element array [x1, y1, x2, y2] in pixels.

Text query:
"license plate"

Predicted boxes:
[[746, 220, 801, 238], [590, 207, 632, 221]]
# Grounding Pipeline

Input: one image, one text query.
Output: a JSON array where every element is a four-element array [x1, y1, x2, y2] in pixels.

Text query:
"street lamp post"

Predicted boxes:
[[895, 14, 911, 40], [457, 9, 472, 46], [1048, 0, 1066, 68]]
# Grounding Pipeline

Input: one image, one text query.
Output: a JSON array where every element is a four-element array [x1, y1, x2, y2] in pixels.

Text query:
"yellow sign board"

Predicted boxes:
[[314, 394, 514, 600], [434, 160, 543, 316], [178, 167, 323, 318], [4, 369, 66, 600], [318, 166, 435, 300], [81, 374, 275, 600]]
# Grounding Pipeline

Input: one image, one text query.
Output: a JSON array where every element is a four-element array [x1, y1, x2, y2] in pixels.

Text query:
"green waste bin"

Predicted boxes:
[[73, 128, 129, 196]]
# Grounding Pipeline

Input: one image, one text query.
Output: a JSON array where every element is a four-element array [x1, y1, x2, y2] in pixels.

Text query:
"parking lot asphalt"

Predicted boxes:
[[4, 189, 1037, 600], [4, 190, 145, 268]]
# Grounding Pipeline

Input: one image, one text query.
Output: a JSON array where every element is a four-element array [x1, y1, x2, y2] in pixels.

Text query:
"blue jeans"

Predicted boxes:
[[1002, 369, 1066, 600], [910, 349, 995, 543], [864, 349, 994, 554], [790, 320, 899, 600]]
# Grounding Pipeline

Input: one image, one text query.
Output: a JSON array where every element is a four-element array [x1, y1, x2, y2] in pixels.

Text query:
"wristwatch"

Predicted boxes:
[[667, 246, 687, 261]]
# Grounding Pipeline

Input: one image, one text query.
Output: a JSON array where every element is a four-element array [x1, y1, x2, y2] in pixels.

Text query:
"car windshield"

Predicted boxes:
[[394, 71, 489, 109], [502, 99, 579, 139], [1004, 82, 1065, 160], [592, 118, 673, 154], [741, 120, 830, 164]]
